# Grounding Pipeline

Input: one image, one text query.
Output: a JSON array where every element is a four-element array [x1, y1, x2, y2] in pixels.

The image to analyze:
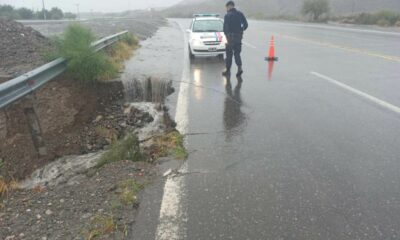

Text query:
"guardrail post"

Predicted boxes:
[[24, 95, 47, 157], [0, 109, 6, 140]]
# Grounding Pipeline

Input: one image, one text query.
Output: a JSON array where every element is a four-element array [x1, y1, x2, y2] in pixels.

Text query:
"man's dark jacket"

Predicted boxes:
[[223, 8, 248, 37]]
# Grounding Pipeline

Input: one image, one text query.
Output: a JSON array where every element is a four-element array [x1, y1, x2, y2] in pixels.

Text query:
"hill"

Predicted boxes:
[[163, 0, 400, 18]]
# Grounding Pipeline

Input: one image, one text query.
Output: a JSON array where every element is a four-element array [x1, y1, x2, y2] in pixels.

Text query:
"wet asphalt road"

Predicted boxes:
[[129, 19, 400, 240]]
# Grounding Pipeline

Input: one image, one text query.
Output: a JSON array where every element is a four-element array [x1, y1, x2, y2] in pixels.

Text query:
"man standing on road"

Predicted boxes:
[[223, 1, 248, 77]]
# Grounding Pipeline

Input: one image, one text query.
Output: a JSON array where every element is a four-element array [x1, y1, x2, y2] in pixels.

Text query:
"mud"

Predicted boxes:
[[0, 78, 125, 180], [18, 103, 169, 190]]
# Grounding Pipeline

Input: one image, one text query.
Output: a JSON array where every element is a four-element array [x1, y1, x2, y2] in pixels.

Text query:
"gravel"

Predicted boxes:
[[0, 19, 53, 79], [1, 160, 158, 240]]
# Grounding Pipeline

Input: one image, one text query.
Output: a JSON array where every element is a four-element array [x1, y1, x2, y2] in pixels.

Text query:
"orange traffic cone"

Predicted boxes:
[[268, 61, 275, 81], [265, 36, 278, 61]]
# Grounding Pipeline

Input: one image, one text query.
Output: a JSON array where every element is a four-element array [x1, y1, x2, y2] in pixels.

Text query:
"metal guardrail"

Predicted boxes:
[[0, 30, 128, 109]]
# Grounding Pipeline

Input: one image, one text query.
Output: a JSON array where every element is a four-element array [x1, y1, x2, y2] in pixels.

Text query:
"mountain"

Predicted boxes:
[[163, 0, 400, 18]]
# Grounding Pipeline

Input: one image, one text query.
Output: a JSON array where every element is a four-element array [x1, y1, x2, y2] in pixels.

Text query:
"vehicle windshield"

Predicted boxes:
[[193, 20, 223, 32]]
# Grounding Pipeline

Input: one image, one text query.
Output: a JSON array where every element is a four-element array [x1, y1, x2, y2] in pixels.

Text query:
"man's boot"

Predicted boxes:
[[236, 66, 243, 77], [222, 69, 231, 76]]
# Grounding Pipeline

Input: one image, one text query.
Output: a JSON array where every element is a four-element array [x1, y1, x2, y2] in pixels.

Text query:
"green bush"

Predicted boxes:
[[56, 24, 118, 84], [351, 10, 400, 26], [302, 0, 330, 22], [0, 5, 19, 19], [97, 134, 143, 168], [0, 4, 69, 20], [355, 12, 378, 25], [121, 32, 139, 47], [16, 7, 34, 19], [377, 18, 390, 27], [376, 10, 400, 25]]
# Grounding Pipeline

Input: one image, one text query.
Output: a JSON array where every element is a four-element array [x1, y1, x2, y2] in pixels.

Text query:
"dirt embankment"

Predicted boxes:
[[0, 19, 53, 80], [0, 77, 126, 180], [0, 17, 184, 240], [0, 18, 165, 180]]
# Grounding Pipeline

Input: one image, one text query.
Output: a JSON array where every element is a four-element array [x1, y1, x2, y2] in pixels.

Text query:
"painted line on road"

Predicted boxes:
[[274, 21, 400, 37], [243, 41, 257, 49], [155, 21, 189, 240], [283, 34, 400, 62], [311, 71, 400, 115]]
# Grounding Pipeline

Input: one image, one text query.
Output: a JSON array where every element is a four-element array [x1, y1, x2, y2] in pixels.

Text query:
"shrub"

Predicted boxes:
[[64, 12, 77, 19], [0, 5, 19, 19], [97, 134, 142, 168], [377, 18, 390, 27], [118, 179, 144, 205], [85, 214, 116, 239], [351, 10, 400, 26], [17, 7, 34, 19], [121, 32, 139, 47], [302, 0, 330, 22], [376, 10, 400, 25], [151, 131, 188, 160], [56, 24, 118, 84], [0, 4, 70, 20]]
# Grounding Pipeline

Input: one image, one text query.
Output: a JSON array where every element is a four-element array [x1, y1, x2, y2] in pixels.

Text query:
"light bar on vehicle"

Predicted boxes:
[[193, 13, 220, 18]]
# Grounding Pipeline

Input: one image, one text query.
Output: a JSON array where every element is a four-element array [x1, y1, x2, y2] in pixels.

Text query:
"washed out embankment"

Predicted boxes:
[[0, 18, 165, 181], [1, 17, 189, 240]]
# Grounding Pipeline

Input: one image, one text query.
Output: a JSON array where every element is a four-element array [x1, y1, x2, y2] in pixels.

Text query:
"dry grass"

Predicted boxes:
[[108, 40, 138, 73], [97, 134, 143, 169], [0, 177, 19, 197], [106, 33, 139, 75], [85, 214, 116, 240], [112, 42, 134, 63], [118, 179, 144, 205], [94, 126, 119, 144], [151, 131, 188, 160]]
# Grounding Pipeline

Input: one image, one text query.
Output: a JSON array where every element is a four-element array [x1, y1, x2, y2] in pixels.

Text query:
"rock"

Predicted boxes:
[[19, 152, 105, 189], [94, 115, 103, 122], [45, 209, 53, 215], [81, 213, 92, 219], [59, 199, 65, 203]]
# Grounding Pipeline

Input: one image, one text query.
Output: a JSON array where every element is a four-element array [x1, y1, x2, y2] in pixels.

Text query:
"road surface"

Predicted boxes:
[[126, 19, 400, 240]]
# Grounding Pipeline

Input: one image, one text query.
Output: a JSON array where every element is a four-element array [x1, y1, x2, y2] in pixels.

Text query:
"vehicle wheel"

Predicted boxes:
[[218, 54, 224, 61], [189, 47, 195, 60]]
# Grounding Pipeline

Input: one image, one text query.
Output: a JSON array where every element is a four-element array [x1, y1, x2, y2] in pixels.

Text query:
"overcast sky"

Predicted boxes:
[[0, 0, 182, 12]]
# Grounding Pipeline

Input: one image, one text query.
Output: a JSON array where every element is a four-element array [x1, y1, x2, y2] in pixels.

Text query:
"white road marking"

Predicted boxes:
[[272, 21, 400, 37], [243, 41, 257, 49], [311, 71, 400, 115], [155, 21, 190, 240]]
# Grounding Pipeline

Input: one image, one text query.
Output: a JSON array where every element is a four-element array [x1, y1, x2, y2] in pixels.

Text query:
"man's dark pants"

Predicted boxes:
[[225, 33, 243, 70]]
